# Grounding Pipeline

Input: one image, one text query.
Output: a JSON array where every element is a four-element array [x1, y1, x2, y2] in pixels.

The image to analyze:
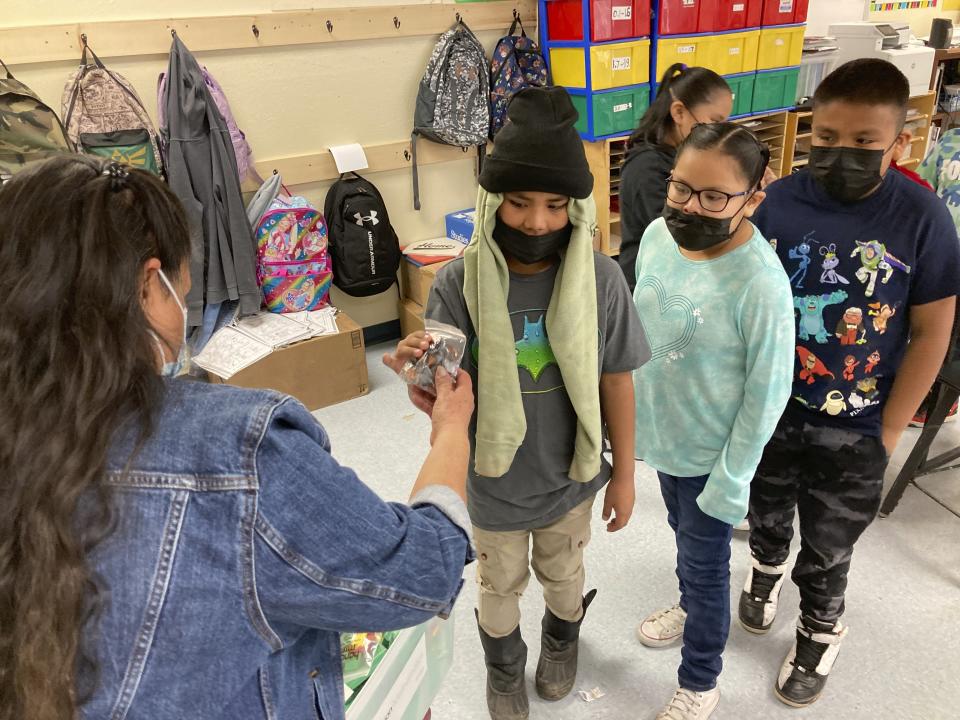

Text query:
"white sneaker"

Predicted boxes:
[[656, 687, 720, 720], [637, 604, 687, 648]]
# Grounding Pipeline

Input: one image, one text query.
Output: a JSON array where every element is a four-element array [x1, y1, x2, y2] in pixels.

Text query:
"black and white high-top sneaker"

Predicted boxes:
[[775, 618, 848, 708], [738, 559, 787, 634]]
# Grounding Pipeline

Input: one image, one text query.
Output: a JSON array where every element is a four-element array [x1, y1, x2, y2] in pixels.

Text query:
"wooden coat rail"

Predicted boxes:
[[0, 0, 537, 66], [257, 139, 488, 187]]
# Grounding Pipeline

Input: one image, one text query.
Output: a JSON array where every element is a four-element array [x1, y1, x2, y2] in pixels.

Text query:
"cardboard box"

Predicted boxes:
[[445, 208, 475, 245], [346, 616, 455, 720], [400, 258, 451, 308], [399, 298, 425, 337], [209, 313, 368, 410]]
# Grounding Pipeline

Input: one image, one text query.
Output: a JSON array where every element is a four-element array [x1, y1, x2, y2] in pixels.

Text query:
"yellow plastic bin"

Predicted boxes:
[[757, 24, 805, 71], [551, 39, 650, 91], [655, 35, 712, 81], [704, 30, 760, 75]]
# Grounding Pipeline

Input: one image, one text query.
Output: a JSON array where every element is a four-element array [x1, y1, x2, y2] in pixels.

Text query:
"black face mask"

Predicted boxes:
[[808, 145, 888, 203], [662, 205, 744, 252], [493, 217, 572, 265]]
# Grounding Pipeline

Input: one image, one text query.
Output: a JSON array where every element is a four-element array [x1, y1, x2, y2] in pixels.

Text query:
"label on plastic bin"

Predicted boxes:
[[733, 2, 745, 10], [677, 45, 696, 54], [612, 56, 631, 71], [729, 47, 740, 55], [775, 38, 785, 46], [779, 0, 794, 11], [612, 6, 632, 20], [682, 0, 695, 6], [613, 102, 633, 113]]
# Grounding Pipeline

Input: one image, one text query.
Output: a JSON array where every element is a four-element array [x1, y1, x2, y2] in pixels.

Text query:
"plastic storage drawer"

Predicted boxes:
[[704, 29, 760, 75], [658, 0, 701, 36], [698, 0, 763, 32], [571, 85, 651, 138], [552, 39, 650, 90], [725, 72, 756, 116], [761, 0, 808, 26], [752, 66, 799, 112], [545, 0, 651, 42], [757, 24, 804, 70], [655, 34, 712, 79]]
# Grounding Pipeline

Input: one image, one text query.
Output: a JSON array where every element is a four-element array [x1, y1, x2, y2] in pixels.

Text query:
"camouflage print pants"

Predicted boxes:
[[748, 413, 888, 629]]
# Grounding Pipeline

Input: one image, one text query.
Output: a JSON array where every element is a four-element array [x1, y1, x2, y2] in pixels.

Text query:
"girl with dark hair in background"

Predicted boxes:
[[618, 65, 732, 291], [631, 124, 795, 719], [0, 156, 475, 720]]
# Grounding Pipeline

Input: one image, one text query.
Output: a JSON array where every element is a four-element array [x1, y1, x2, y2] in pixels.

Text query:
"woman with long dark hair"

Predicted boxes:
[[0, 156, 475, 720], [618, 65, 732, 291]]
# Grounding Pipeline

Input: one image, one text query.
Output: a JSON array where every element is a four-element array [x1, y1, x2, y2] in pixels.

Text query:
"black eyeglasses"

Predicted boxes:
[[665, 177, 751, 213]]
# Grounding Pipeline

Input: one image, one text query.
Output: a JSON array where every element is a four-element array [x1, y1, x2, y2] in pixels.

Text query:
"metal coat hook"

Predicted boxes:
[[403, 149, 411, 161], [272, 169, 279, 175], [326, 20, 334, 33], [513, 8, 520, 21], [252, 24, 260, 40], [393, 16, 401, 30], [170, 28, 177, 38], [455, 12, 462, 24], [80, 33, 89, 47]]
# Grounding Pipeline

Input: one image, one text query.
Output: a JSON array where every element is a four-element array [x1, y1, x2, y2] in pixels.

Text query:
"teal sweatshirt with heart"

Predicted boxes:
[[633, 217, 795, 525]]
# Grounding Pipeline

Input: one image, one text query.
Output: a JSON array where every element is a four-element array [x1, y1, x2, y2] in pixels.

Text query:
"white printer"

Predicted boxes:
[[828, 22, 934, 96]]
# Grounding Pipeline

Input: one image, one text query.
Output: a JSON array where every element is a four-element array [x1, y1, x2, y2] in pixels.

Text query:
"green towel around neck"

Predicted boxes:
[[463, 188, 602, 482]]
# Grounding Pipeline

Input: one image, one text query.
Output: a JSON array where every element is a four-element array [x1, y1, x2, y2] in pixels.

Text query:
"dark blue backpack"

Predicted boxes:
[[489, 18, 549, 139]]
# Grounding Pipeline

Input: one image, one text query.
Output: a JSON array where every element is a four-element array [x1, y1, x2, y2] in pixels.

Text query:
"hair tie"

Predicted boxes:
[[101, 161, 130, 191]]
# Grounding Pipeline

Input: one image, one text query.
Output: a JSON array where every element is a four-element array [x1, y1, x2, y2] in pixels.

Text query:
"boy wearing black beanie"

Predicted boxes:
[[386, 87, 649, 719]]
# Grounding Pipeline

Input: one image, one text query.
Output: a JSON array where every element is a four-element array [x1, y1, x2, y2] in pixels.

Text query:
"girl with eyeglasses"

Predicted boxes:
[[617, 65, 732, 292], [630, 123, 796, 720]]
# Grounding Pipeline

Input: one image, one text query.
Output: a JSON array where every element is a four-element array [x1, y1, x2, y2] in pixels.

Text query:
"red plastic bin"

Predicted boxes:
[[761, 0, 806, 26], [658, 0, 701, 36], [546, 0, 650, 42], [699, 0, 762, 32]]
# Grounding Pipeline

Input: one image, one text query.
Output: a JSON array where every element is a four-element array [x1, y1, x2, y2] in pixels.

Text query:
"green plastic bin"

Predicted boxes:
[[571, 85, 650, 139], [725, 72, 756, 118], [752, 67, 799, 113]]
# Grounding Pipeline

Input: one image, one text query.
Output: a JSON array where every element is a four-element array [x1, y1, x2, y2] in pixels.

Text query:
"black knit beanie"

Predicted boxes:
[[479, 86, 593, 199]]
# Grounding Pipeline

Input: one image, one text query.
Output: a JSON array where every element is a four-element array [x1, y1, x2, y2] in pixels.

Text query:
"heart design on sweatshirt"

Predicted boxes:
[[635, 275, 698, 361]]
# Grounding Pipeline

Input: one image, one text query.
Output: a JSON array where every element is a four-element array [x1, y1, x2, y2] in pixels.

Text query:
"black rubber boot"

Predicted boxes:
[[476, 610, 529, 720], [535, 589, 597, 701]]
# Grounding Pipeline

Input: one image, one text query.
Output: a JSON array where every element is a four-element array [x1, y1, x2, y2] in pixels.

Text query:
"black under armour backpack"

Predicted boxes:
[[323, 172, 401, 297]]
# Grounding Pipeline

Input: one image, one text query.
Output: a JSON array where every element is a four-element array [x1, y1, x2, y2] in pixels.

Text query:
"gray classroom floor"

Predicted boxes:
[[314, 343, 960, 720]]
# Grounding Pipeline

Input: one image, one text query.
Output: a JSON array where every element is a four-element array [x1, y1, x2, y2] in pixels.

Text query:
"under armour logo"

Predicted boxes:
[[353, 210, 379, 226]]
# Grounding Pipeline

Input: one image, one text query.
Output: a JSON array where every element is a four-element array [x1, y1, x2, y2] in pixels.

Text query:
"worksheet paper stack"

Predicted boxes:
[[193, 308, 339, 379]]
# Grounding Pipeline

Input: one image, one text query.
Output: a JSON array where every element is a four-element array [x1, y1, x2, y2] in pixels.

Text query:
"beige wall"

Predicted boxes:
[[2, 0, 505, 329]]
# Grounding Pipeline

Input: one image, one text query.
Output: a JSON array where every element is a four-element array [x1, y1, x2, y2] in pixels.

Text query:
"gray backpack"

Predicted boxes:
[[411, 20, 489, 210]]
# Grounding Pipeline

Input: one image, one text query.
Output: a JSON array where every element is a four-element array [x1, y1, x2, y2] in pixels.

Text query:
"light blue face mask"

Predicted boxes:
[[149, 268, 188, 378]]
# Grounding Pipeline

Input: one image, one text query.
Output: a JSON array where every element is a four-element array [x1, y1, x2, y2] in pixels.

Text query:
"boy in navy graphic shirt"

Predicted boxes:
[[739, 59, 960, 707]]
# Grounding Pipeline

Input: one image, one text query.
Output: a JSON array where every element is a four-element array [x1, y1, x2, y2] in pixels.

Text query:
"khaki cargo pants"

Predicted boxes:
[[473, 498, 594, 638]]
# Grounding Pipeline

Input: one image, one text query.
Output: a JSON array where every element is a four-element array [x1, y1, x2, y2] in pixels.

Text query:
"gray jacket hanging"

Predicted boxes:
[[160, 35, 259, 325]]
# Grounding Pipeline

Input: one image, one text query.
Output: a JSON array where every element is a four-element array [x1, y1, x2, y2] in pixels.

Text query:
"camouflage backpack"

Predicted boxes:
[[62, 43, 163, 175], [0, 58, 72, 184], [411, 20, 490, 210]]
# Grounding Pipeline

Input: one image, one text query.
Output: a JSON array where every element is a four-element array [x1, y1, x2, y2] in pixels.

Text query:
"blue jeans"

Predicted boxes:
[[659, 472, 733, 692]]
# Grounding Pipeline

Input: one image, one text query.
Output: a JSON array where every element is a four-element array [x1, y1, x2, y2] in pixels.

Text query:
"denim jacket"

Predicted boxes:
[[79, 379, 473, 720]]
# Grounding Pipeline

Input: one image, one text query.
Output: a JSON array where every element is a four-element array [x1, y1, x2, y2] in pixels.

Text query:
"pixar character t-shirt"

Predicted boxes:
[[753, 168, 960, 435]]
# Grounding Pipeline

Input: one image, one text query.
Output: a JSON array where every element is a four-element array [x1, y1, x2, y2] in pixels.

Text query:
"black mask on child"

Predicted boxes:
[[808, 144, 891, 203], [662, 205, 744, 252], [493, 217, 572, 265]]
